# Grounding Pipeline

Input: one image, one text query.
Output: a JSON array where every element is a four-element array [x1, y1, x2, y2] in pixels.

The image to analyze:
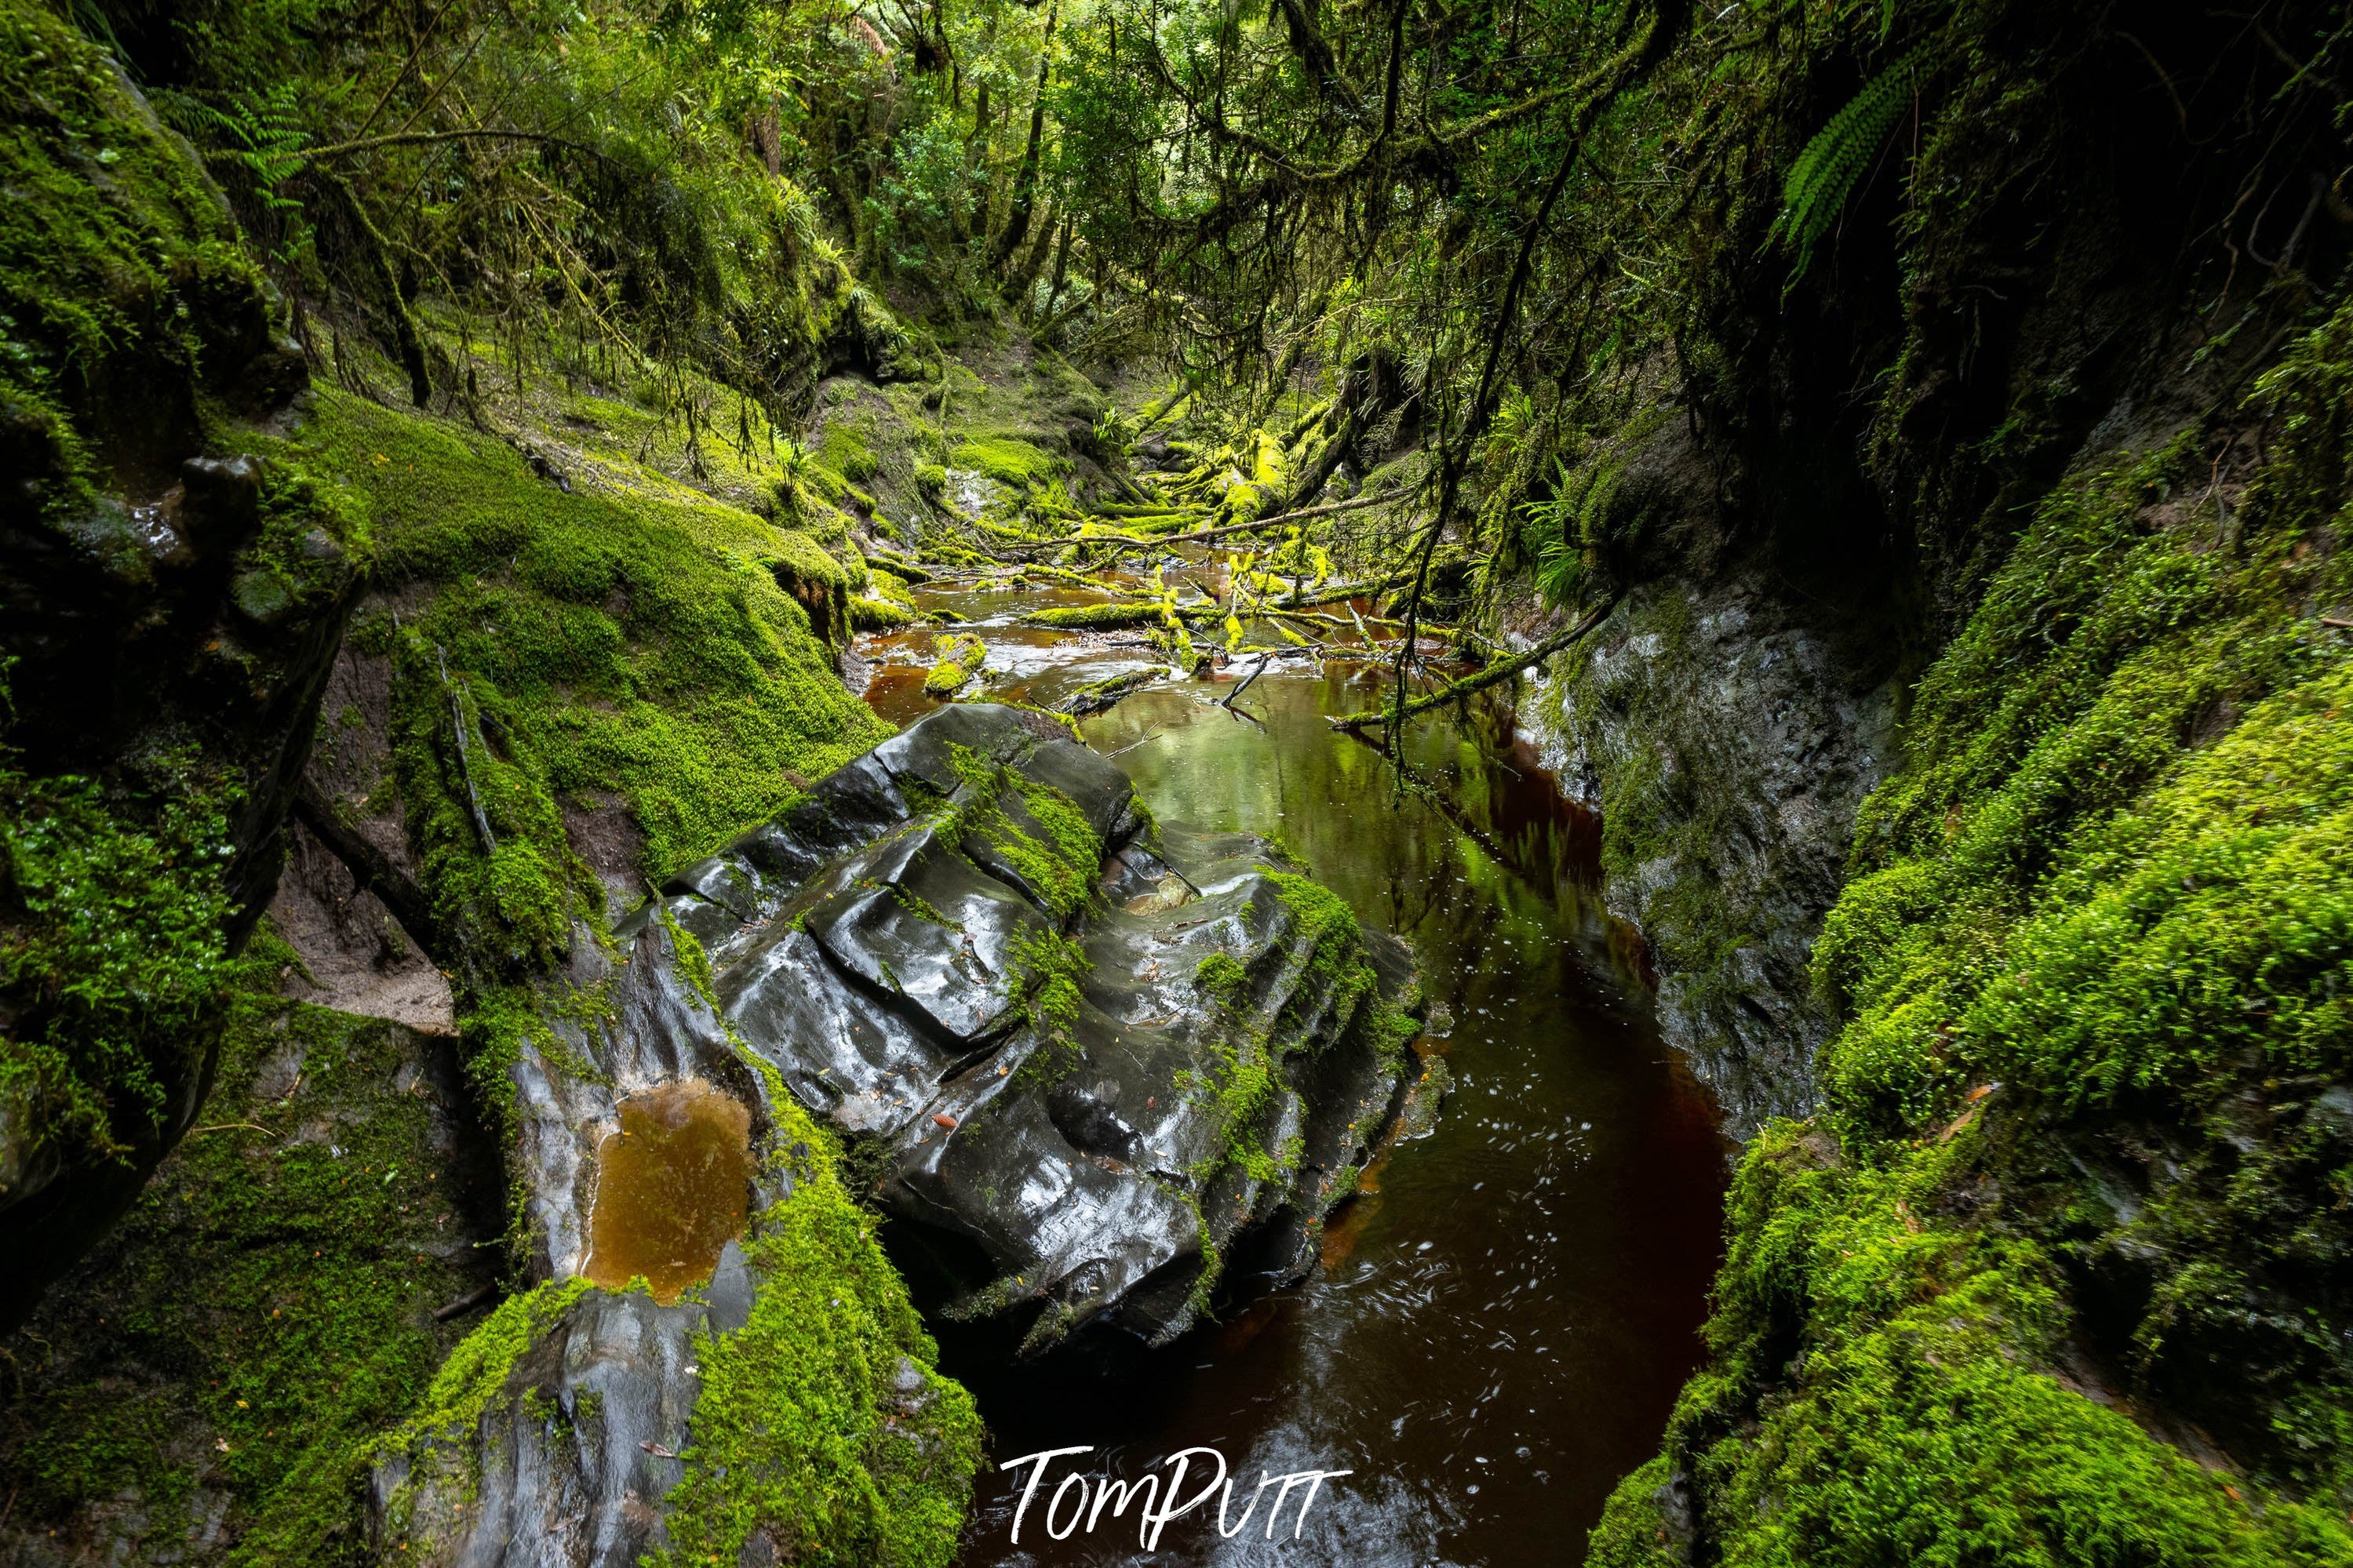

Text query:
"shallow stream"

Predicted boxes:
[[860, 576, 1728, 1567]]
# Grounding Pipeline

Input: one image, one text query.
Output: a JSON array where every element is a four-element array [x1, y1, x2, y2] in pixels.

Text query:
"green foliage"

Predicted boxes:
[[0, 755, 232, 1177], [0, 0, 270, 517], [1771, 47, 1928, 281]]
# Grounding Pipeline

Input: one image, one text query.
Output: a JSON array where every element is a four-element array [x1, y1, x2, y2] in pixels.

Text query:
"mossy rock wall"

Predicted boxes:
[[1586, 287, 2353, 1568], [0, 0, 356, 1327]]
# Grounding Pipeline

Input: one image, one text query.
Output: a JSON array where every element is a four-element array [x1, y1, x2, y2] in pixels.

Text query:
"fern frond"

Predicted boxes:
[[1771, 45, 1927, 282]]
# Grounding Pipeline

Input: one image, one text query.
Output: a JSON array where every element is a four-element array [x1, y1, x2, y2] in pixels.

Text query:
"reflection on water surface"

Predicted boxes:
[[858, 579, 1727, 1567]]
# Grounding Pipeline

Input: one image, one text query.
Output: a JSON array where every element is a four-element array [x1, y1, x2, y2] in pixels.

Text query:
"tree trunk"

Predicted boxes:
[[993, 3, 1058, 271]]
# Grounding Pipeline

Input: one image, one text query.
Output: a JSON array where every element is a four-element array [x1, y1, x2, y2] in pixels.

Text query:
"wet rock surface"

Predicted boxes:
[[660, 702, 1421, 1348], [1506, 567, 1896, 1136], [371, 703, 1417, 1564]]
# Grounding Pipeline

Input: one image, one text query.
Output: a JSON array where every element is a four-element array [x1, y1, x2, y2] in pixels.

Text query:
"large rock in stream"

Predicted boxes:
[[372, 704, 1422, 1565]]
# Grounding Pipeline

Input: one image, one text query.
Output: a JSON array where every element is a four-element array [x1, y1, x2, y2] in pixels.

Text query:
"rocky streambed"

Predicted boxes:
[[851, 577, 1728, 1567], [372, 702, 1426, 1562]]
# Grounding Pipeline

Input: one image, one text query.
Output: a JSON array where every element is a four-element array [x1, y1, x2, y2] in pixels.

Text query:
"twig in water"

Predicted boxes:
[[1221, 652, 1273, 709], [1106, 730, 1164, 758]]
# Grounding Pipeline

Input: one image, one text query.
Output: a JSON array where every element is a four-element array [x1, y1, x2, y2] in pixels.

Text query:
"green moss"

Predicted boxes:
[[395, 1278, 593, 1446], [1604, 1131, 2350, 1568], [653, 1097, 983, 1568], [1021, 602, 1172, 631], [940, 744, 1102, 920], [1006, 928, 1091, 1090], [821, 423, 881, 483], [949, 435, 1058, 488], [1611, 300, 2353, 1563], [1267, 871, 1385, 1038], [0, 936, 503, 1562], [0, 0, 271, 521], [922, 632, 989, 697], [1193, 1032, 1286, 1184], [851, 595, 921, 631], [264, 388, 888, 959], [0, 749, 234, 1181], [1194, 951, 1249, 1008]]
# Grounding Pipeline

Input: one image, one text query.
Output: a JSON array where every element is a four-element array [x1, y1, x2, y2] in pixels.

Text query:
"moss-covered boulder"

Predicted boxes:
[[366, 705, 1414, 1561], [647, 703, 1422, 1352]]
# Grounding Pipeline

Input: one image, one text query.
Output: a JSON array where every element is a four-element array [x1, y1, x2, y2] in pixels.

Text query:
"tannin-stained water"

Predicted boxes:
[[581, 1078, 754, 1304], [870, 635, 1726, 1566]]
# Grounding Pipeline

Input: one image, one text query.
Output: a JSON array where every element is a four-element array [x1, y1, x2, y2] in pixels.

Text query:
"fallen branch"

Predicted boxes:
[[293, 780, 446, 964], [1328, 595, 1619, 731], [436, 646, 498, 853], [299, 128, 610, 162], [998, 489, 1404, 556], [433, 1282, 501, 1322]]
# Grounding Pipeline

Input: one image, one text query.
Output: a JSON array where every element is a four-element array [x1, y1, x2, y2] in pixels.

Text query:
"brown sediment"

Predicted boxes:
[[582, 1079, 754, 1304]]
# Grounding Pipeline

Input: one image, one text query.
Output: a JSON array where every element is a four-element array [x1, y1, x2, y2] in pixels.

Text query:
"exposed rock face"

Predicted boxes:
[[1502, 559, 1898, 1137], [269, 814, 457, 1033], [662, 704, 1418, 1347], [370, 704, 1417, 1564]]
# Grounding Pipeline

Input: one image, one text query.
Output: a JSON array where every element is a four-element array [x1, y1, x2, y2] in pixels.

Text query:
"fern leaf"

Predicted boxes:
[[1772, 46, 1927, 281]]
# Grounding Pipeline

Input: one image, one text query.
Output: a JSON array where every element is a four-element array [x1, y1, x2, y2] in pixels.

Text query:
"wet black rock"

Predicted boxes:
[[369, 704, 1419, 1566], [492, 704, 1419, 1348], [643, 702, 1422, 1351]]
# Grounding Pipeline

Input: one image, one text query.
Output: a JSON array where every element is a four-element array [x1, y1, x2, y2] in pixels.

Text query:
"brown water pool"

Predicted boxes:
[[582, 1079, 754, 1304]]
